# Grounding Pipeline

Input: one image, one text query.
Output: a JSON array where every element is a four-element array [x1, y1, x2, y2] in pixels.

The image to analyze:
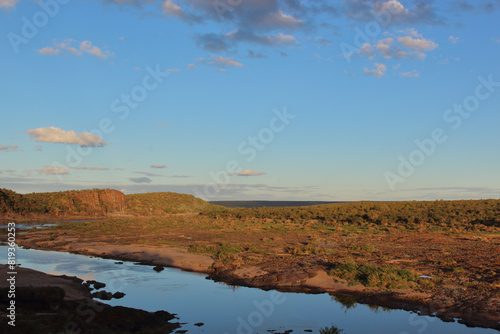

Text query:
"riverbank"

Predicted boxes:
[[0, 264, 180, 333], [15, 216, 500, 331]]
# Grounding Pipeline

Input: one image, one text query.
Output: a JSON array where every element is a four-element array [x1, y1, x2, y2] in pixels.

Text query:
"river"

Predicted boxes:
[[0, 222, 497, 333]]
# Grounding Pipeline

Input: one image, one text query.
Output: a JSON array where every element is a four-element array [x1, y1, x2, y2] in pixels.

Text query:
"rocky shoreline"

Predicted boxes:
[[0, 264, 180, 333]]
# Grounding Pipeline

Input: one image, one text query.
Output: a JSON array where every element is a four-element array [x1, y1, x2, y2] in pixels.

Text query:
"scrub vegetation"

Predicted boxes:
[[5, 189, 500, 330]]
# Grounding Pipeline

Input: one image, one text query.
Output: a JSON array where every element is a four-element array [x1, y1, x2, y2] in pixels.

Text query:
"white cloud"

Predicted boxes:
[[162, 0, 184, 18], [364, 1, 443, 26], [395, 50, 426, 59], [400, 70, 420, 78], [63, 45, 81, 55], [405, 28, 421, 38], [266, 32, 297, 46], [80, 40, 109, 59], [376, 38, 394, 58], [72, 167, 109, 171], [38, 166, 71, 175], [39, 39, 112, 59], [0, 144, 20, 152], [356, 31, 436, 62], [258, 10, 303, 29], [38, 47, 62, 55], [212, 56, 243, 67], [359, 43, 374, 58], [449, 35, 460, 44], [0, 0, 19, 9], [151, 164, 167, 169], [376, 0, 408, 15], [364, 63, 387, 78], [26, 127, 107, 147], [195, 56, 244, 69], [229, 169, 266, 176], [398, 35, 438, 51]]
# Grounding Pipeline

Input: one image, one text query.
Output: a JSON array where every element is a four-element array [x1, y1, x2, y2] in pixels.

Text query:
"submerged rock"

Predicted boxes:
[[92, 290, 113, 300], [113, 291, 126, 299], [87, 279, 106, 290]]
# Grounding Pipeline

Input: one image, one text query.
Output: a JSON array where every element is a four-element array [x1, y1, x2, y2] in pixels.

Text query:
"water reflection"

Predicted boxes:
[[331, 294, 358, 312]]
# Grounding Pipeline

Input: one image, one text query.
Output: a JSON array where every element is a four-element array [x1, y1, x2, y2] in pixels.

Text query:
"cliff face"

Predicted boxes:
[[0, 188, 212, 218], [0, 188, 127, 218], [64, 189, 127, 216]]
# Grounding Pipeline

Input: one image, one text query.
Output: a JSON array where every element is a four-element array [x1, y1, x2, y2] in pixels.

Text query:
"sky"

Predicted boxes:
[[0, 0, 499, 201]]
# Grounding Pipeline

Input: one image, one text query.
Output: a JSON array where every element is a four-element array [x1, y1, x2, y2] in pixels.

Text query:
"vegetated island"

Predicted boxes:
[[1, 188, 500, 331]]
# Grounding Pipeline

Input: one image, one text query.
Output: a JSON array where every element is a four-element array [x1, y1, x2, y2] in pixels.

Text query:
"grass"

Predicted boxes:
[[126, 192, 211, 215], [330, 258, 419, 289], [351, 243, 377, 253], [319, 325, 345, 334], [285, 244, 334, 256], [188, 242, 244, 262], [188, 244, 218, 254]]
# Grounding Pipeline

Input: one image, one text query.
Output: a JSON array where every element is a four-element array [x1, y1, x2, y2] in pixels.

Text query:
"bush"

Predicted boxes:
[[319, 325, 345, 334], [332, 258, 419, 289]]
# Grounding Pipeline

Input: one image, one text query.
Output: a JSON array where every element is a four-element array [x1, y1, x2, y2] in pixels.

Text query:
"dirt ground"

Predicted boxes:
[[12, 215, 500, 331]]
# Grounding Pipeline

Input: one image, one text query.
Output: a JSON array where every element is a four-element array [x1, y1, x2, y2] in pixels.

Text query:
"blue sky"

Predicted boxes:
[[1, 0, 499, 201]]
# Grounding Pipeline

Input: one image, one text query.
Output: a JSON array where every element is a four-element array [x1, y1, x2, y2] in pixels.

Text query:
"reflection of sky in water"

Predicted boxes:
[[1, 245, 496, 334], [0, 223, 58, 230]]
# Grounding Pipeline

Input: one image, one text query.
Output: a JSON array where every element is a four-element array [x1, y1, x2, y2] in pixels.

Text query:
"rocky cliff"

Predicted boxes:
[[0, 188, 212, 219], [0, 188, 126, 218]]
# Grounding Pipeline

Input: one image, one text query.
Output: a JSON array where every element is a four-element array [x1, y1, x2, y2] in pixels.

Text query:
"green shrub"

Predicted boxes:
[[332, 258, 419, 289]]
